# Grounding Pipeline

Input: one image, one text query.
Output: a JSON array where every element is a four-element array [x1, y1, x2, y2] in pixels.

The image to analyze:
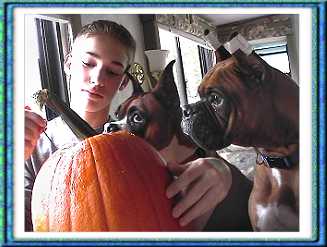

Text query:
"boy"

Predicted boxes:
[[24, 20, 136, 231]]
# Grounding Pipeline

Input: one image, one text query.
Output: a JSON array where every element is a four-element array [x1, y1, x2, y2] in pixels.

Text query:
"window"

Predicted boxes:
[[25, 16, 44, 116], [179, 36, 203, 103], [25, 15, 72, 120], [253, 40, 291, 75], [158, 27, 214, 104], [158, 28, 178, 66]]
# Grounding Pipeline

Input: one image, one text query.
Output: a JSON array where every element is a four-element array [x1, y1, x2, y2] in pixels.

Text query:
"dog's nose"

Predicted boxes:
[[103, 117, 127, 133], [104, 122, 122, 133], [183, 107, 193, 118]]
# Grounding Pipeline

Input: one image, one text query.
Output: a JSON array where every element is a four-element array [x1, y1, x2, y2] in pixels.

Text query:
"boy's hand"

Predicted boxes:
[[24, 106, 47, 160], [166, 158, 232, 227]]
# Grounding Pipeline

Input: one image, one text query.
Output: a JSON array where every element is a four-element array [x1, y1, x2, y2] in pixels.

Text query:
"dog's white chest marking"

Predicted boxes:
[[271, 168, 282, 187]]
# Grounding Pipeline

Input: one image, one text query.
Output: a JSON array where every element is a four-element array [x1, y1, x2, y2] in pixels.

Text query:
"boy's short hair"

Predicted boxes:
[[76, 20, 136, 66]]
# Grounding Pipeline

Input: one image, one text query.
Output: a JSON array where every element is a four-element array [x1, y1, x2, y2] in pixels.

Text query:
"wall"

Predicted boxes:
[[25, 15, 43, 115], [287, 15, 299, 84], [216, 14, 299, 85], [80, 14, 149, 119]]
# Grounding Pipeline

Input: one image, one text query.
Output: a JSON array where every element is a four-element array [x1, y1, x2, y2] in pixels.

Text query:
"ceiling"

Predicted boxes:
[[197, 14, 269, 26]]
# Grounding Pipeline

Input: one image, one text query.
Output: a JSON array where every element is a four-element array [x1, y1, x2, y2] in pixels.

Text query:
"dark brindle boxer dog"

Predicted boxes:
[[181, 35, 299, 231], [106, 60, 253, 231], [108, 61, 198, 164]]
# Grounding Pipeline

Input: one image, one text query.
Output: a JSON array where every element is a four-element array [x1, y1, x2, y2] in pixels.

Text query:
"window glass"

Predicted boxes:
[[25, 16, 44, 116], [260, 53, 290, 73], [25, 15, 72, 120], [254, 43, 290, 74], [158, 28, 177, 63], [158, 27, 213, 104], [179, 36, 202, 103]]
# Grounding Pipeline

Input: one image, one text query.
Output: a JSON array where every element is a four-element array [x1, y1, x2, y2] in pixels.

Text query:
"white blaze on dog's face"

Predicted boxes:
[[116, 92, 175, 150]]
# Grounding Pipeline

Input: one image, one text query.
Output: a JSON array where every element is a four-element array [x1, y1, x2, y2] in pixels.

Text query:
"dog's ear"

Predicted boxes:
[[233, 50, 268, 86], [120, 72, 144, 96], [153, 60, 180, 110], [215, 46, 231, 63], [214, 32, 239, 63], [203, 29, 231, 63], [115, 72, 144, 120], [118, 74, 130, 91], [216, 32, 239, 62], [224, 33, 269, 87]]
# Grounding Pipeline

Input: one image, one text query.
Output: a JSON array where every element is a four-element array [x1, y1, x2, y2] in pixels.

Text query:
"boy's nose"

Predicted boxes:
[[90, 68, 105, 86], [89, 80, 104, 87]]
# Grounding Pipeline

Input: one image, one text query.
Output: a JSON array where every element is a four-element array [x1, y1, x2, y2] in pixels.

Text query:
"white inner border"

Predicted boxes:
[[14, 7, 313, 241]]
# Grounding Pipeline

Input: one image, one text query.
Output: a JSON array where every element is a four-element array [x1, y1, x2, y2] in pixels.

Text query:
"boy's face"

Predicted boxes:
[[67, 33, 130, 114]]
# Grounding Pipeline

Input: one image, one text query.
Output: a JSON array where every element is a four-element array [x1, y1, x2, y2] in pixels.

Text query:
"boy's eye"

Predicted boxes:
[[82, 61, 95, 67], [106, 68, 125, 77], [106, 70, 120, 76]]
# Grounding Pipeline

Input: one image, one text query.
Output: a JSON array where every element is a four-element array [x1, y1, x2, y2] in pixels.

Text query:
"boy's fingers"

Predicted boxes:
[[25, 110, 47, 128], [171, 177, 211, 218], [166, 162, 203, 199], [178, 188, 217, 226], [166, 161, 188, 176]]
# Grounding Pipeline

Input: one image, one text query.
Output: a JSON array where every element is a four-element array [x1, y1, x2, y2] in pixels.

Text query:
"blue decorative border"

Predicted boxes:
[[1, 1, 325, 246], [318, 1, 326, 245]]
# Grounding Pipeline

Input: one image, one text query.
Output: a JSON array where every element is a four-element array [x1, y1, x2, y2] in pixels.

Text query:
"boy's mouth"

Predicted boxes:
[[82, 89, 104, 98]]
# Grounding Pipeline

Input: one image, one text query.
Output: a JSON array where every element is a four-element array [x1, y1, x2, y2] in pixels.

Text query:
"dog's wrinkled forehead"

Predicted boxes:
[[116, 92, 164, 119], [135, 93, 164, 113], [115, 94, 144, 119], [198, 57, 242, 96]]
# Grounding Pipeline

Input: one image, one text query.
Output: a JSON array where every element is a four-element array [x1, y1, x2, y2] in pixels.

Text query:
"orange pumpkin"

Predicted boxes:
[[31, 131, 183, 231]]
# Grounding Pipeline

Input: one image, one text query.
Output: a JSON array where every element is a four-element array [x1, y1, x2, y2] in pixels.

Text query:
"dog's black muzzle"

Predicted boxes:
[[181, 98, 231, 151], [103, 118, 127, 133]]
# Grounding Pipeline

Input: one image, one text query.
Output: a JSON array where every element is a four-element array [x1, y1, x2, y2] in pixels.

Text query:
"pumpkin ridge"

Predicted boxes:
[[66, 155, 73, 231], [126, 138, 163, 230], [51, 153, 72, 231], [70, 144, 95, 231], [75, 139, 110, 231], [136, 141, 180, 231], [32, 151, 64, 231], [125, 134, 168, 230], [100, 136, 118, 230], [137, 141, 178, 230], [48, 154, 63, 203], [123, 133, 182, 231], [105, 134, 145, 230], [87, 137, 110, 230], [47, 155, 63, 230], [49, 151, 73, 231], [100, 136, 123, 230]]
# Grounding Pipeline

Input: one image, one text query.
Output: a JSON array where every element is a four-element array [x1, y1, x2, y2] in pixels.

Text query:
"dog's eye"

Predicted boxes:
[[208, 94, 224, 109], [131, 112, 144, 124]]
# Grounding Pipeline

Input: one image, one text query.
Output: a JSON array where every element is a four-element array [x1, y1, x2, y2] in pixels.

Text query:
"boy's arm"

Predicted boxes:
[[25, 159, 36, 231], [204, 160, 253, 231]]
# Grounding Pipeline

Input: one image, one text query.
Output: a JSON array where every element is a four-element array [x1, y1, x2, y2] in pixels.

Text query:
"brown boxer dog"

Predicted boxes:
[[106, 60, 253, 231], [181, 40, 299, 231]]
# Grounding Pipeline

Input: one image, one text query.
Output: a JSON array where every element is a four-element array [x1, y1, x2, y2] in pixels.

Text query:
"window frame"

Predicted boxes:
[[158, 26, 214, 105], [251, 36, 292, 76], [26, 15, 73, 120]]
